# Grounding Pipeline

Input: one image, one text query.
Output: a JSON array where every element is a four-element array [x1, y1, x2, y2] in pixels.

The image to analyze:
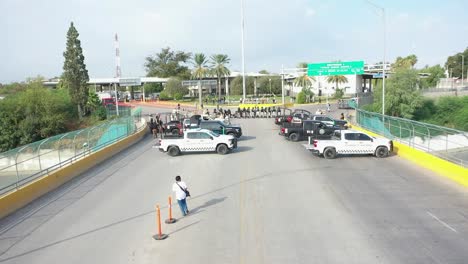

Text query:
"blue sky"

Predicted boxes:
[[1, 0, 467, 83]]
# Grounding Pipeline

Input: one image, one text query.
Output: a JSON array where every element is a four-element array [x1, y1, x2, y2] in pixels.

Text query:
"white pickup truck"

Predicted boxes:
[[303, 130, 393, 159], [158, 129, 237, 156]]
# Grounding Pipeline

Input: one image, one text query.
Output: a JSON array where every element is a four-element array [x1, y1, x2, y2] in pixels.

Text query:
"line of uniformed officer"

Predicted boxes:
[[235, 106, 281, 118]]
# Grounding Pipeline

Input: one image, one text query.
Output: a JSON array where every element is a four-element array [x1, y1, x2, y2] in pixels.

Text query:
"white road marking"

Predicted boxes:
[[427, 211, 458, 233]]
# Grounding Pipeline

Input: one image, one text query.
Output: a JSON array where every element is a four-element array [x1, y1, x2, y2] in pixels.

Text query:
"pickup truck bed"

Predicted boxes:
[[279, 120, 340, 141]]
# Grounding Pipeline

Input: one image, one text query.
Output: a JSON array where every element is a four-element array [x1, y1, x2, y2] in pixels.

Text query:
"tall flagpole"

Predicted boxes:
[[240, 0, 246, 101]]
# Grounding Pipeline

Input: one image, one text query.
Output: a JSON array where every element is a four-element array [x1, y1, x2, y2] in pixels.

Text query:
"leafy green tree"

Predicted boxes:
[[164, 78, 188, 100], [87, 92, 106, 120], [0, 80, 73, 151], [230, 76, 254, 95], [392, 54, 418, 70], [144, 47, 192, 79], [444, 47, 468, 78], [143, 82, 163, 94], [0, 82, 28, 96], [256, 76, 281, 95], [333, 88, 344, 99], [294, 62, 315, 90], [210, 54, 231, 100], [296, 91, 306, 104], [62, 22, 90, 119], [419, 65, 446, 89], [191, 53, 210, 98], [326, 75, 348, 90], [259, 70, 269, 74], [373, 68, 423, 118]]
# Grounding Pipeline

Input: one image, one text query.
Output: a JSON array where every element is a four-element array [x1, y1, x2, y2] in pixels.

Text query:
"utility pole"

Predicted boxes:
[[114, 33, 121, 116], [281, 65, 285, 105], [461, 55, 465, 89]]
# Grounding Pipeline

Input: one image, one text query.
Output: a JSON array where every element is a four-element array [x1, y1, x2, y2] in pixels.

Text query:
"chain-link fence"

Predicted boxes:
[[354, 108, 468, 168], [0, 107, 144, 196]]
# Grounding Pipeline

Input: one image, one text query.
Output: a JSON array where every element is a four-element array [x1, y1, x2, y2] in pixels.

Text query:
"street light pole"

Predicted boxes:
[[461, 55, 465, 88], [269, 78, 272, 94], [240, 0, 246, 102], [281, 65, 285, 105], [365, 1, 386, 120]]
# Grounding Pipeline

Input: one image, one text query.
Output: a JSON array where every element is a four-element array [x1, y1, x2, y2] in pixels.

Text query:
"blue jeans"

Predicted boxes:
[[177, 198, 188, 216]]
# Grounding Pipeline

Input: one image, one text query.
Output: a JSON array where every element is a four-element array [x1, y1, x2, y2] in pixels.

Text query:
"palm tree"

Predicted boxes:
[[294, 62, 315, 92], [192, 53, 209, 104], [326, 75, 348, 90], [210, 54, 231, 100]]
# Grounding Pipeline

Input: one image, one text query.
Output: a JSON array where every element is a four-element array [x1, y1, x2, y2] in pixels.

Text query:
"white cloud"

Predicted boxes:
[[306, 8, 316, 17]]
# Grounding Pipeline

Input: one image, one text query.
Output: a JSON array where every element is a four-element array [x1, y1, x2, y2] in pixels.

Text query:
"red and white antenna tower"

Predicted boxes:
[[113, 33, 121, 116]]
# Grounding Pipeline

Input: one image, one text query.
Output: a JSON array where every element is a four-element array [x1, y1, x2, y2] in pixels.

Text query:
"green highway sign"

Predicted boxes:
[[307, 61, 364, 76]]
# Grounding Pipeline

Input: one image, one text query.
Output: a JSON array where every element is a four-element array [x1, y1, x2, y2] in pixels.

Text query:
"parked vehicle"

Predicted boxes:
[[164, 120, 183, 135], [309, 115, 348, 128], [303, 130, 393, 159], [280, 120, 341, 141], [274, 108, 292, 125], [198, 120, 242, 138], [158, 129, 237, 156], [290, 109, 312, 123]]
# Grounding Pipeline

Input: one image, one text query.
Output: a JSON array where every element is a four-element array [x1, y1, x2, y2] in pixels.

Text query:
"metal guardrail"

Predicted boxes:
[[0, 107, 144, 196], [353, 108, 468, 168]]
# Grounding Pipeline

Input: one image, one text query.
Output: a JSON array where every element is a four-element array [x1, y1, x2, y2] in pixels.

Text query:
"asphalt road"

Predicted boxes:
[[1, 107, 468, 264]]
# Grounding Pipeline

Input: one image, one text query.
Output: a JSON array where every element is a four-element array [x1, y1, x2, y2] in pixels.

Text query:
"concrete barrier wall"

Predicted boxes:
[[353, 126, 468, 187], [0, 126, 147, 219]]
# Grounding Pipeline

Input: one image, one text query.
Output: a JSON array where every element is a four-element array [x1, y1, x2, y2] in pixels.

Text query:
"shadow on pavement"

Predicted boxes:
[[239, 135, 256, 141], [168, 220, 201, 236], [190, 197, 227, 214], [231, 146, 253, 154]]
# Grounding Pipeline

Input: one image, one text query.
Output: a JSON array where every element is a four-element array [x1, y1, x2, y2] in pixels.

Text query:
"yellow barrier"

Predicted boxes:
[[239, 103, 294, 108], [0, 126, 147, 219], [353, 126, 468, 187]]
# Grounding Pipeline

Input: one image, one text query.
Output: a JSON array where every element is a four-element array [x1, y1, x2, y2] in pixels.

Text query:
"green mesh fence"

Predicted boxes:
[[354, 108, 468, 167], [0, 107, 143, 195]]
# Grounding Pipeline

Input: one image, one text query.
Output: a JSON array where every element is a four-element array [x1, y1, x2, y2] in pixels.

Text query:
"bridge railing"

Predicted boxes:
[[353, 108, 468, 167], [0, 107, 144, 196]]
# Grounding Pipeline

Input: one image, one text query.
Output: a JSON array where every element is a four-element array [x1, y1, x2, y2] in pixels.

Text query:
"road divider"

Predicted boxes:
[[165, 196, 176, 224], [353, 125, 468, 187], [153, 204, 168, 240]]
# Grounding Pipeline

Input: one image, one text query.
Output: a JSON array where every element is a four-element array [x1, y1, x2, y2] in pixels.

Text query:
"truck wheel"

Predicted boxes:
[[227, 132, 235, 137], [171, 128, 179, 135], [375, 146, 389, 158], [318, 128, 325, 135], [168, 146, 180, 156], [323, 148, 336, 159], [216, 144, 228, 155], [289, 133, 299, 142]]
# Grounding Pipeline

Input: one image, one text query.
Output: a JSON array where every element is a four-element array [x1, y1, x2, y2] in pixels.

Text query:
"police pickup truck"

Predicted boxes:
[[303, 130, 392, 159], [309, 115, 348, 129], [158, 129, 237, 156], [280, 120, 340, 141]]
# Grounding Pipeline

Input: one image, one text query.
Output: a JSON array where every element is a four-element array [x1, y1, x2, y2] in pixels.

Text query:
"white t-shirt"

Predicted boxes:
[[172, 181, 188, 200]]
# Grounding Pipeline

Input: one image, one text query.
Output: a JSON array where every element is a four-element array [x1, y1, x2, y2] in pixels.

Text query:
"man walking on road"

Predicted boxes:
[[172, 176, 190, 216]]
